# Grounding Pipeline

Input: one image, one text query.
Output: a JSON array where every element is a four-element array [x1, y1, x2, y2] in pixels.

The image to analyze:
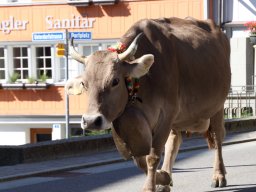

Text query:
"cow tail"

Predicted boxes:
[[204, 125, 216, 149]]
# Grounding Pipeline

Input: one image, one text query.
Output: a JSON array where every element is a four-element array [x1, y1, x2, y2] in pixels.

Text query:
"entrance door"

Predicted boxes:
[[30, 128, 52, 143]]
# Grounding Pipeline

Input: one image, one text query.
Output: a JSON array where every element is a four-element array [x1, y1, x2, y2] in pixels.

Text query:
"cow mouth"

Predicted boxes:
[[81, 113, 111, 130]]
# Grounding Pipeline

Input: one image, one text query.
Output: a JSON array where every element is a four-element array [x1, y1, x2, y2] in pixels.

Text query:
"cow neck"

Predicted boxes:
[[108, 42, 142, 104]]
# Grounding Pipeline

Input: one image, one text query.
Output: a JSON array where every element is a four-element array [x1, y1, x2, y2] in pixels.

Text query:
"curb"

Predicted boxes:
[[0, 157, 124, 183], [0, 134, 256, 183], [180, 137, 256, 153], [0, 134, 115, 166]]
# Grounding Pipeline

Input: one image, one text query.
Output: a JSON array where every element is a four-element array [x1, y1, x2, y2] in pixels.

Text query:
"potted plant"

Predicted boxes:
[[39, 73, 48, 83], [0, 72, 24, 90], [27, 76, 36, 84], [9, 72, 20, 83], [244, 21, 256, 44], [25, 75, 50, 90]]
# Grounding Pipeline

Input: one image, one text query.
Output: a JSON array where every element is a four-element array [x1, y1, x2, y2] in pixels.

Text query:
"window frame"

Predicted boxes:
[[34, 46, 54, 82], [0, 39, 118, 85], [12, 46, 29, 81], [0, 47, 6, 82]]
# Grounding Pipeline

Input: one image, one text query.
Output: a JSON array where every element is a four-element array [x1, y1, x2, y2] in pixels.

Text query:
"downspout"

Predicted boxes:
[[218, 0, 224, 30], [203, 0, 209, 19]]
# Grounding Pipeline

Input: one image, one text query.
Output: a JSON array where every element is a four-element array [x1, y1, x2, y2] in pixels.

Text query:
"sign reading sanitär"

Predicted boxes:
[[0, 15, 96, 34], [46, 15, 96, 30]]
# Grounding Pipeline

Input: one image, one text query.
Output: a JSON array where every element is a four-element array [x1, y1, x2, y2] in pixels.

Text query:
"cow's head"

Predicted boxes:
[[65, 33, 154, 130]]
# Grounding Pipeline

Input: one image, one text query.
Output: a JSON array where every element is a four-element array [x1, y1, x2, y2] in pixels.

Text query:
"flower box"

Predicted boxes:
[[249, 35, 256, 45], [0, 83, 50, 90], [0, 83, 25, 90], [24, 83, 50, 90]]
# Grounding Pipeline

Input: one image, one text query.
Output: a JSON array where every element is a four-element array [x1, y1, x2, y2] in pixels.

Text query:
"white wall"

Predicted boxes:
[[0, 125, 29, 145], [220, 1, 256, 87], [0, 123, 66, 145], [230, 37, 254, 87]]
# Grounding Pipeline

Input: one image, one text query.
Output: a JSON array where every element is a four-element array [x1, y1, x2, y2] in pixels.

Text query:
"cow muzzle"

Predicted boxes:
[[81, 114, 111, 130]]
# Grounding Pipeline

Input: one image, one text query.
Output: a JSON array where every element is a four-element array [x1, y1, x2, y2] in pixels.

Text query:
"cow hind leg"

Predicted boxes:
[[208, 109, 227, 188]]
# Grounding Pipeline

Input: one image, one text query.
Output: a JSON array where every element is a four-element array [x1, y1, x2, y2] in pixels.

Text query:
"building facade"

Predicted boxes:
[[0, 0, 212, 145]]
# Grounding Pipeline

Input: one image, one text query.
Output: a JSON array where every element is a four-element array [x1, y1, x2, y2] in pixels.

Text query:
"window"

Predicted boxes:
[[1, 41, 117, 84], [59, 42, 115, 81], [83, 45, 98, 56], [0, 48, 5, 80], [59, 56, 85, 81], [36, 46, 52, 79], [59, 57, 66, 81], [59, 44, 99, 82], [13, 47, 29, 80]]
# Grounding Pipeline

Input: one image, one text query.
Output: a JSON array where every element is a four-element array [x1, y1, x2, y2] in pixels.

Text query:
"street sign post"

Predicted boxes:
[[32, 30, 92, 139], [69, 32, 92, 40], [65, 29, 70, 139], [32, 32, 64, 41]]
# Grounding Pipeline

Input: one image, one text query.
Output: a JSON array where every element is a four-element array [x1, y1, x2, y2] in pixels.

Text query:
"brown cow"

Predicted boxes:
[[65, 17, 231, 192]]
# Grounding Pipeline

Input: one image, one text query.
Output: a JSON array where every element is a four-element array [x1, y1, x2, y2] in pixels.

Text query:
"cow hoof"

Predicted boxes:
[[156, 170, 172, 186], [211, 178, 227, 188], [156, 185, 171, 192]]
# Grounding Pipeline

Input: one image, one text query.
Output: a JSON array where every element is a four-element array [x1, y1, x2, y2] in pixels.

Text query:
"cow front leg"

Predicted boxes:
[[134, 156, 171, 192], [143, 149, 160, 192], [209, 109, 227, 188], [161, 129, 182, 187]]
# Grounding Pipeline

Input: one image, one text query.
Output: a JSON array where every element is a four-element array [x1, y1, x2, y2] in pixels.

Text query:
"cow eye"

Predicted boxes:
[[81, 81, 88, 91], [112, 78, 119, 87]]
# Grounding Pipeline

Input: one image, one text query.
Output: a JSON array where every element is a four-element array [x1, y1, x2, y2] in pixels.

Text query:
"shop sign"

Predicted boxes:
[[0, 16, 29, 34], [1, 15, 96, 35], [32, 32, 64, 41], [69, 32, 91, 40], [46, 15, 96, 30]]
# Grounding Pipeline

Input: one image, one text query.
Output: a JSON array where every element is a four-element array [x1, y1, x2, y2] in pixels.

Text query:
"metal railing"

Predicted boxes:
[[224, 86, 256, 119]]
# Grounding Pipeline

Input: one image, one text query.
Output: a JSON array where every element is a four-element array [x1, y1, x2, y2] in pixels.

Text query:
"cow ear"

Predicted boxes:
[[65, 75, 85, 95], [127, 54, 154, 78]]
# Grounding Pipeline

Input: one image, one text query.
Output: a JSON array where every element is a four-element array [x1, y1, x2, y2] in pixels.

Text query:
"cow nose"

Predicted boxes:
[[81, 114, 103, 129], [94, 116, 102, 127]]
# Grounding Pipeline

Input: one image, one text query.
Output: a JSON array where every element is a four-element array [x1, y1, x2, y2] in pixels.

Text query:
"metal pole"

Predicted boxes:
[[217, 0, 222, 28], [253, 45, 256, 116], [65, 29, 70, 139]]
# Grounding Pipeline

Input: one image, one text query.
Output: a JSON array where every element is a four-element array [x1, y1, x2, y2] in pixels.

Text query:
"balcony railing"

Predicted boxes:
[[224, 86, 256, 119]]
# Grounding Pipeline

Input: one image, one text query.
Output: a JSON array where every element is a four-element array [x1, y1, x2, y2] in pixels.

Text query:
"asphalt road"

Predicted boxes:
[[1, 141, 256, 192]]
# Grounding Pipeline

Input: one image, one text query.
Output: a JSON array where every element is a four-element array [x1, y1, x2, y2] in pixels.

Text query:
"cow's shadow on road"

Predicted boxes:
[[205, 184, 256, 192], [173, 163, 256, 192]]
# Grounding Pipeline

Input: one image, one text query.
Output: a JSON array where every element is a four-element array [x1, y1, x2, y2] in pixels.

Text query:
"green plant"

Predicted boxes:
[[9, 72, 20, 83], [83, 129, 111, 136], [39, 73, 48, 82], [27, 77, 36, 84]]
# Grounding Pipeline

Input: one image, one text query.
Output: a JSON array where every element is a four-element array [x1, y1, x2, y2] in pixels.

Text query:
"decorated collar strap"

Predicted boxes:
[[108, 42, 142, 103], [125, 76, 142, 103], [107, 42, 126, 53]]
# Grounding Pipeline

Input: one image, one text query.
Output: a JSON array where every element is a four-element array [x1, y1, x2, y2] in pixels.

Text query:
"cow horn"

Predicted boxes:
[[69, 37, 87, 64], [118, 33, 144, 61]]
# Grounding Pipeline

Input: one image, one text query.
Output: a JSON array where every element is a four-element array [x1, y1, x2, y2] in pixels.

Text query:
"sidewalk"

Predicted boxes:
[[0, 130, 256, 183]]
